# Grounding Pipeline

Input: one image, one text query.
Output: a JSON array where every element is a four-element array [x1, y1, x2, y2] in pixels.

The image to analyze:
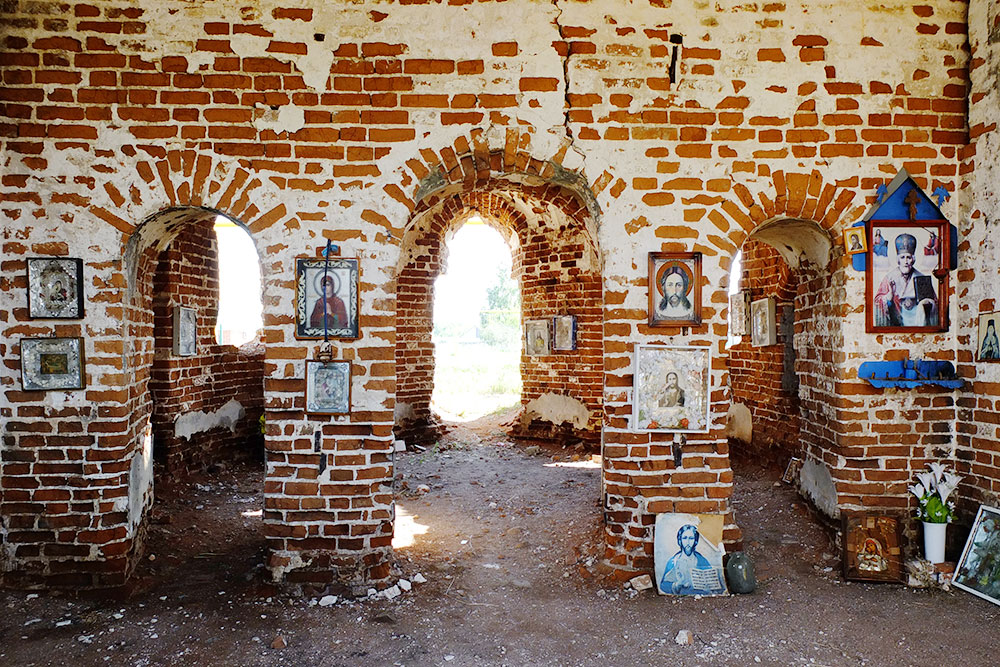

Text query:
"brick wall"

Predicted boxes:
[[955, 0, 1000, 531], [728, 240, 801, 467], [0, 0, 979, 588], [148, 218, 264, 478]]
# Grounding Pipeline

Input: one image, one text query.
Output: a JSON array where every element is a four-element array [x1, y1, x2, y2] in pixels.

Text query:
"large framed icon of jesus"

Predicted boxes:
[[648, 252, 702, 328]]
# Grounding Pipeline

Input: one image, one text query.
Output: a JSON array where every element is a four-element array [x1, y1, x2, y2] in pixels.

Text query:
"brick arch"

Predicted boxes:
[[699, 169, 867, 275], [717, 172, 867, 529], [86, 148, 295, 250], [381, 126, 626, 233], [394, 174, 605, 448]]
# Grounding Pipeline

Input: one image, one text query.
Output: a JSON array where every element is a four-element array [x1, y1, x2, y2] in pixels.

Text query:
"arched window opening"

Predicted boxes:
[[213, 216, 263, 346], [431, 216, 521, 421]]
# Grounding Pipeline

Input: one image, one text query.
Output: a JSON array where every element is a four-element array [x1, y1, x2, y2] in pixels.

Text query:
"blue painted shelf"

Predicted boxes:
[[858, 360, 963, 389]]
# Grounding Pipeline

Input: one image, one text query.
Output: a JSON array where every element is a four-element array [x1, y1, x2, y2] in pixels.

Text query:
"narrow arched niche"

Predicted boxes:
[[726, 216, 835, 471]]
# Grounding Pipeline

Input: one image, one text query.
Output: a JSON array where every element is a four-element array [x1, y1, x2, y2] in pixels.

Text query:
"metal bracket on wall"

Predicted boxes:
[[672, 434, 686, 467], [314, 430, 327, 475]]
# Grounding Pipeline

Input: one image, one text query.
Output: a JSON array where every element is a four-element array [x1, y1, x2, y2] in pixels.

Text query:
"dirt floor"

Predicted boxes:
[[2, 414, 998, 666]]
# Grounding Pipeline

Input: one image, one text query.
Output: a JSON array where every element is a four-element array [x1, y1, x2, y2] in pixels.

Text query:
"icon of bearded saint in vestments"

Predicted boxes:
[[873, 232, 938, 327]]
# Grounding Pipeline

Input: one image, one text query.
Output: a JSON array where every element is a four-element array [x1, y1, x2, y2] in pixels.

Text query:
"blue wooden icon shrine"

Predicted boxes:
[[850, 169, 957, 273]]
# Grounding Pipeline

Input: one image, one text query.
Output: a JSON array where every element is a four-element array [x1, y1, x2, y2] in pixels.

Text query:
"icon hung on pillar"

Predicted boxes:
[[648, 252, 702, 328], [861, 169, 953, 334], [294, 253, 360, 340], [302, 241, 354, 416], [866, 220, 948, 333]]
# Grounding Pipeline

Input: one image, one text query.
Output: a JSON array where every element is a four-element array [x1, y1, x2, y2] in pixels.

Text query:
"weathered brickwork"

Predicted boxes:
[[0, 0, 986, 589], [954, 0, 1000, 530], [728, 240, 801, 467]]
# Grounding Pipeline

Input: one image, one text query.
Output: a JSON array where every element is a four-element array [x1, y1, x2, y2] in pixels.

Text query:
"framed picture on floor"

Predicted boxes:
[[953, 504, 1000, 607], [866, 220, 948, 333], [305, 359, 351, 415], [295, 257, 360, 340], [27, 257, 84, 319], [648, 252, 702, 328], [653, 513, 728, 596], [20, 337, 85, 391], [633, 344, 711, 433], [841, 512, 904, 583]]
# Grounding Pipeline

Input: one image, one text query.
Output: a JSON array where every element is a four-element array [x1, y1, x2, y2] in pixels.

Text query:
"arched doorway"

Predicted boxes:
[[394, 184, 604, 450], [726, 217, 833, 471], [124, 206, 266, 586], [431, 216, 522, 421]]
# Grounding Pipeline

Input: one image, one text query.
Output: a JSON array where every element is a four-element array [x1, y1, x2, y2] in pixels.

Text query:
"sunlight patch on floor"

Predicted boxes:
[[392, 504, 429, 549], [543, 456, 601, 470]]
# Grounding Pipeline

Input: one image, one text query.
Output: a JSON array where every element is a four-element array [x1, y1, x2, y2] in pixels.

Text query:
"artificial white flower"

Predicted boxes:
[[909, 484, 925, 499], [937, 473, 961, 503], [928, 461, 947, 482], [915, 471, 935, 493]]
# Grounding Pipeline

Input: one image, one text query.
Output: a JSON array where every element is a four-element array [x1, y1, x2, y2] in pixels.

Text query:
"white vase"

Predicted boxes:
[[922, 521, 947, 564]]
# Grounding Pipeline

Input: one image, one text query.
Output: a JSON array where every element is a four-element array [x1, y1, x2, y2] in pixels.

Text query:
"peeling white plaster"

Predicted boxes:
[[270, 551, 311, 583], [174, 399, 246, 440], [394, 401, 416, 421], [799, 459, 839, 520], [127, 427, 154, 536], [750, 219, 833, 269], [523, 393, 589, 429], [253, 104, 307, 135], [725, 402, 752, 443], [0, 512, 10, 573], [185, 50, 216, 74]]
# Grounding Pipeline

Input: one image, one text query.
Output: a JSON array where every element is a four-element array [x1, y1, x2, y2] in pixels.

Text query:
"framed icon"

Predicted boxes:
[[633, 344, 711, 433], [305, 359, 352, 415], [20, 337, 85, 391], [552, 315, 577, 351], [27, 257, 84, 319], [843, 227, 867, 256], [525, 319, 551, 356], [750, 297, 776, 347], [295, 257, 360, 340], [730, 289, 751, 337], [866, 220, 948, 333], [172, 306, 197, 357], [976, 311, 1000, 362], [648, 252, 702, 328], [841, 512, 904, 583]]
